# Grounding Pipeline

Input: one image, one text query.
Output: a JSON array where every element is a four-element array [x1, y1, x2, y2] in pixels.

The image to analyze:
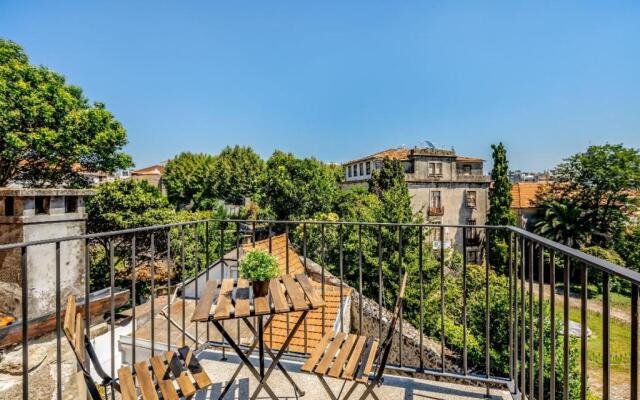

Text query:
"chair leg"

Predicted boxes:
[[317, 375, 340, 400]]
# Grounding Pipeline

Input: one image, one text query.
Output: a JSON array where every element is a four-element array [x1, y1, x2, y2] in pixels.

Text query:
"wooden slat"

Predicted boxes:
[[269, 278, 290, 313], [178, 346, 212, 389], [150, 355, 179, 400], [234, 279, 251, 317], [166, 351, 196, 398], [117, 366, 137, 400], [134, 362, 159, 400], [63, 296, 76, 340], [281, 274, 308, 311], [253, 283, 271, 315], [341, 335, 367, 380], [328, 334, 357, 378], [295, 274, 325, 308], [213, 279, 234, 320], [356, 340, 379, 383], [75, 370, 86, 399], [301, 330, 334, 372], [191, 280, 218, 322], [314, 333, 347, 374], [74, 313, 85, 363]]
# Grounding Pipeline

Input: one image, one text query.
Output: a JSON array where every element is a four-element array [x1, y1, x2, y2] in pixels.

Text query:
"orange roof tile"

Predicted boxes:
[[511, 182, 546, 209], [263, 282, 351, 353], [242, 234, 305, 275], [132, 163, 165, 175]]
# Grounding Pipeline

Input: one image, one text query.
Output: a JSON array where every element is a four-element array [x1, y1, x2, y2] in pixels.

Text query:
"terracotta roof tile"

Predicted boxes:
[[132, 163, 165, 175], [511, 182, 547, 209], [242, 234, 305, 275]]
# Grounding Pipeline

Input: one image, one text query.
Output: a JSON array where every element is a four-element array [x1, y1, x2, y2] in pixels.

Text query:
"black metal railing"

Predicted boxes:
[[0, 219, 639, 400]]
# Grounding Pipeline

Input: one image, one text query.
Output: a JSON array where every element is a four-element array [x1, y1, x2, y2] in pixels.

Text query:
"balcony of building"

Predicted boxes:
[[0, 219, 639, 400]]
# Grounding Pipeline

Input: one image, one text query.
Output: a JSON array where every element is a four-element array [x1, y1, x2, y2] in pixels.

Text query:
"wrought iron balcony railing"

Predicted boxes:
[[0, 219, 639, 400]]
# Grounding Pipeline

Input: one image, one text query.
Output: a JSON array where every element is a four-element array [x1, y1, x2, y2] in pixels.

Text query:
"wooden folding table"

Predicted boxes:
[[191, 273, 325, 400]]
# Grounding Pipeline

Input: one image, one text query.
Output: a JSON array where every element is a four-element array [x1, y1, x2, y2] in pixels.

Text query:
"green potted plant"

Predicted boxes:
[[239, 249, 280, 296]]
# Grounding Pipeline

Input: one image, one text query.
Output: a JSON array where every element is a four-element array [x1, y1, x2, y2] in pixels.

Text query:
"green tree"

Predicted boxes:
[[259, 150, 338, 220], [205, 145, 265, 206], [487, 143, 516, 272], [0, 39, 132, 187], [163, 152, 216, 209], [368, 158, 406, 197], [86, 179, 175, 234], [542, 144, 640, 246]]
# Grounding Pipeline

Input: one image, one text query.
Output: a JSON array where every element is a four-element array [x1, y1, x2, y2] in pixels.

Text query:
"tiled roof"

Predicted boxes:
[[511, 182, 546, 209], [132, 163, 165, 175], [263, 282, 351, 354], [242, 234, 306, 275], [344, 147, 482, 165]]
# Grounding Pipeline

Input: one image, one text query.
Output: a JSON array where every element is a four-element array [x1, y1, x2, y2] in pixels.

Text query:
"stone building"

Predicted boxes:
[[0, 188, 94, 318], [342, 147, 490, 260], [131, 162, 166, 195]]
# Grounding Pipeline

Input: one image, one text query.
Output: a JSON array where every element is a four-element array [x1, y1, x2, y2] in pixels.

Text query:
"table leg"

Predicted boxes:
[[258, 315, 264, 378], [242, 317, 305, 396], [212, 320, 279, 400], [250, 310, 308, 400]]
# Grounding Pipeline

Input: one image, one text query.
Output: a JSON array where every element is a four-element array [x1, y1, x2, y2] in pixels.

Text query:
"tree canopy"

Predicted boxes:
[[163, 152, 216, 209], [206, 145, 265, 206], [258, 150, 339, 220], [86, 179, 175, 234], [0, 39, 132, 187], [538, 144, 640, 245]]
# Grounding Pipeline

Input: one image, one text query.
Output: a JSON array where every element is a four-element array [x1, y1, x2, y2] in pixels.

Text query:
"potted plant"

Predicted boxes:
[[238, 249, 280, 296]]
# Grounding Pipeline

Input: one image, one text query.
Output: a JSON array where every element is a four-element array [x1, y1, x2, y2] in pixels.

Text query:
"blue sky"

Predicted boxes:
[[1, 1, 639, 170]]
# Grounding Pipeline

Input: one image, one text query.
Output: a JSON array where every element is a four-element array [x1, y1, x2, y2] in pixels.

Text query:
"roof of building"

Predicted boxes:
[[344, 147, 483, 165], [132, 163, 166, 176], [511, 182, 547, 209]]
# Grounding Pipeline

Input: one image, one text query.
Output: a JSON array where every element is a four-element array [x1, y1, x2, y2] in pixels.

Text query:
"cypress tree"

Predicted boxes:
[[488, 143, 516, 271]]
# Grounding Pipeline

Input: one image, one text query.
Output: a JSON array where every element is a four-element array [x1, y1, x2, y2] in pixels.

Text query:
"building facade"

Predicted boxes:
[[343, 147, 490, 261]]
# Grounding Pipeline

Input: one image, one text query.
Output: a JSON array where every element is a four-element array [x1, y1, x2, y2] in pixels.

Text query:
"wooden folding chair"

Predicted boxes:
[[301, 272, 409, 400], [62, 295, 213, 399]]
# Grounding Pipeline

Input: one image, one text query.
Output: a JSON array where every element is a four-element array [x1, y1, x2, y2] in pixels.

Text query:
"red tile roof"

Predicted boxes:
[[511, 182, 547, 209]]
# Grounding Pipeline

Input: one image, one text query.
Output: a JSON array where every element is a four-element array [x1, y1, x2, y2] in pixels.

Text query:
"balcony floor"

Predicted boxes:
[[194, 349, 512, 400]]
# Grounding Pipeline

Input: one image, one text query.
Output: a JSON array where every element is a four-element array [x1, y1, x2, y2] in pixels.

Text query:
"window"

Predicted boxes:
[[65, 196, 78, 213], [348, 166, 352, 178], [35, 196, 50, 215], [3, 197, 14, 216], [466, 191, 477, 208], [468, 250, 479, 264], [429, 162, 443, 176], [366, 161, 371, 175], [359, 163, 364, 176], [402, 160, 414, 174], [431, 191, 441, 208], [463, 164, 472, 175]]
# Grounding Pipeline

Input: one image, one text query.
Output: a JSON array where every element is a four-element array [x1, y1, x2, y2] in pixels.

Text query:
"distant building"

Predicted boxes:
[[509, 170, 552, 183], [131, 162, 166, 195], [342, 146, 490, 261], [511, 182, 546, 229]]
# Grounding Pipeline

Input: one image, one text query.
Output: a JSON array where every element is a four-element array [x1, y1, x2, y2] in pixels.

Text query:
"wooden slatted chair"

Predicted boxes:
[[62, 295, 213, 399], [301, 272, 409, 400]]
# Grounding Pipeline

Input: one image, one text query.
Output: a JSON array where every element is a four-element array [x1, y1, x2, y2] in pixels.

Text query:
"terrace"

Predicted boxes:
[[0, 219, 638, 400]]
